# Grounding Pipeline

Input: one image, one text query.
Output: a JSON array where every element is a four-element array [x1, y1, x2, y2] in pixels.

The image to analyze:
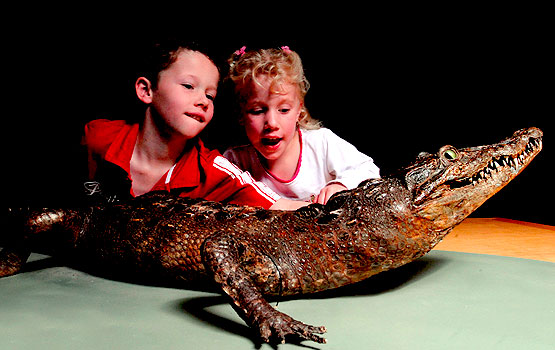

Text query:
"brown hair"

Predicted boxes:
[[139, 38, 219, 89]]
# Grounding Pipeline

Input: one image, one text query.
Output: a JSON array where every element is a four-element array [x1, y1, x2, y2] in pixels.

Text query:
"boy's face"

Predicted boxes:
[[149, 50, 219, 140], [242, 76, 302, 162]]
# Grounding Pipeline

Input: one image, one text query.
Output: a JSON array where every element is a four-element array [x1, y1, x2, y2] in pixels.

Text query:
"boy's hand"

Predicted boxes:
[[314, 183, 347, 205], [270, 198, 309, 211]]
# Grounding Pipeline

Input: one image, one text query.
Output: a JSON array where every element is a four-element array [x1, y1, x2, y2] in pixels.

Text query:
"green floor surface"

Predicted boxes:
[[1, 251, 553, 349]]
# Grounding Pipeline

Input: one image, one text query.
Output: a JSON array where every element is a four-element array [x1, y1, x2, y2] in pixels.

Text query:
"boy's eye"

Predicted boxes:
[[182, 83, 194, 90], [279, 108, 291, 114], [206, 94, 215, 101]]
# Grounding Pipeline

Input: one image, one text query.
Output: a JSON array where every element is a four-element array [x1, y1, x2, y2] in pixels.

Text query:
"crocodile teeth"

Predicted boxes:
[[448, 136, 541, 190]]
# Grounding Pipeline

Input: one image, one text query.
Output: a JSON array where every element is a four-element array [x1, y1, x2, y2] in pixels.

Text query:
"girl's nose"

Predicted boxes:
[[264, 110, 279, 129]]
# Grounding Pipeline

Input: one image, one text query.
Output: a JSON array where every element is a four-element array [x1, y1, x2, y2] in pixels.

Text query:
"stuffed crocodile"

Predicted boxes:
[[0, 127, 543, 344]]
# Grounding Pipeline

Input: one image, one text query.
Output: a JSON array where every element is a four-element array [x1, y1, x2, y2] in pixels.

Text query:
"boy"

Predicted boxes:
[[83, 39, 304, 210]]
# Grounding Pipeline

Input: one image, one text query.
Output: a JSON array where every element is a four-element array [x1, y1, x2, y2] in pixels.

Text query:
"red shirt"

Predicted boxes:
[[82, 119, 280, 208]]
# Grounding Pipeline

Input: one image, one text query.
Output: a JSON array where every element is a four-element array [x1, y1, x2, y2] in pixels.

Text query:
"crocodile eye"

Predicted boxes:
[[443, 149, 459, 160]]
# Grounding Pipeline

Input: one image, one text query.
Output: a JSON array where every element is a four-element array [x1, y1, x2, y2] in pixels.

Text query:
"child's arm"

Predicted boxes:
[[270, 198, 310, 210], [209, 155, 310, 211]]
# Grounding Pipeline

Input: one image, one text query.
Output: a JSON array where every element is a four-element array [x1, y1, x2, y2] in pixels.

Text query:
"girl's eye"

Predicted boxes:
[[247, 108, 265, 115], [206, 94, 215, 101], [182, 83, 194, 90], [279, 108, 291, 114]]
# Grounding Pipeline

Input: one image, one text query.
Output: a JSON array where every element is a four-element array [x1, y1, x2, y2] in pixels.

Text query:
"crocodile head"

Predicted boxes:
[[402, 127, 543, 230]]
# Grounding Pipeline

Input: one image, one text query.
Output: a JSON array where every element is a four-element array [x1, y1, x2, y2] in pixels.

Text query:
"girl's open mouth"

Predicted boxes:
[[261, 137, 282, 147]]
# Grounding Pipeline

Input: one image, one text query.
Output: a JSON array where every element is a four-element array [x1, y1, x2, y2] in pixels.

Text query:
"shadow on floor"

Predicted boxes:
[[175, 254, 448, 348]]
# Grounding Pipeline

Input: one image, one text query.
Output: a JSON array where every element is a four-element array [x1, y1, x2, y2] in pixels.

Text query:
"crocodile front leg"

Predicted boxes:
[[201, 233, 327, 344]]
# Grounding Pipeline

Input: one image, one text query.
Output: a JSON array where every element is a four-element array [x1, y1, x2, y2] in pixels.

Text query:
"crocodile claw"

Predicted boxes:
[[255, 308, 327, 344]]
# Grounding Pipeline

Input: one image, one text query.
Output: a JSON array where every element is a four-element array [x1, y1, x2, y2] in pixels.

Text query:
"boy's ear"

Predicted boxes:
[[135, 77, 154, 104]]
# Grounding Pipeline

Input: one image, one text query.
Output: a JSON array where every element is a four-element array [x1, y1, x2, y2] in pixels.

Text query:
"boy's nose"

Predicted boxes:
[[195, 93, 210, 111]]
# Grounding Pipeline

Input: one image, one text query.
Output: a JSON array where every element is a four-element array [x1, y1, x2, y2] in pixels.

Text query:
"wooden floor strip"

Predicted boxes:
[[434, 217, 555, 262]]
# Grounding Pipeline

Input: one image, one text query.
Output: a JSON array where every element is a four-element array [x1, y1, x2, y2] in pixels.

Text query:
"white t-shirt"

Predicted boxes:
[[223, 128, 380, 202]]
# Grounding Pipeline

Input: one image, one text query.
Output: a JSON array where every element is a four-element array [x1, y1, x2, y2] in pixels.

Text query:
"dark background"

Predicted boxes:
[[5, 10, 552, 224]]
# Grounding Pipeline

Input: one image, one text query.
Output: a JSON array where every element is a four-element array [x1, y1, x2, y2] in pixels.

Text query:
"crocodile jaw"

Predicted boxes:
[[414, 128, 543, 230]]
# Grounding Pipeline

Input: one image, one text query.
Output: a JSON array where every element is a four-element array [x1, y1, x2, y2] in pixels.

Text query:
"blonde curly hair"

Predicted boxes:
[[227, 47, 321, 130]]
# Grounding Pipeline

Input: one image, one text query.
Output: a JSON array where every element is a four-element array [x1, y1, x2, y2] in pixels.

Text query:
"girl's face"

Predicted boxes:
[[242, 76, 302, 162], [149, 50, 219, 140]]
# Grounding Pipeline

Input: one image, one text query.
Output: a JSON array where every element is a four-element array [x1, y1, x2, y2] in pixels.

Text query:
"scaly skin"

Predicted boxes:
[[1, 128, 543, 344]]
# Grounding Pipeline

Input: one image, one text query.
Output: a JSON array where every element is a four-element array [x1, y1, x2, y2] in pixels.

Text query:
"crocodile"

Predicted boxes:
[[0, 127, 543, 344]]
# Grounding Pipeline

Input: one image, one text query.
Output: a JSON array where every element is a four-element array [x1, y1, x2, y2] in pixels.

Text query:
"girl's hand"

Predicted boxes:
[[314, 183, 347, 205]]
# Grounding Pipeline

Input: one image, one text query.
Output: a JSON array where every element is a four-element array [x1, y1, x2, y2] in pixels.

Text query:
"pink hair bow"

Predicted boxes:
[[234, 46, 246, 56], [281, 46, 292, 54]]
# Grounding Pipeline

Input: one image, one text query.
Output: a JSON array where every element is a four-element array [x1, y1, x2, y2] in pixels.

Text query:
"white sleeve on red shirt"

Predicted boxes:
[[212, 155, 281, 205]]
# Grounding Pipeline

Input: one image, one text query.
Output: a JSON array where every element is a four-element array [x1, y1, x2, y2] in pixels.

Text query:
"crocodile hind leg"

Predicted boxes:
[[2, 209, 32, 277], [201, 233, 327, 344], [1, 208, 79, 278], [0, 246, 31, 277]]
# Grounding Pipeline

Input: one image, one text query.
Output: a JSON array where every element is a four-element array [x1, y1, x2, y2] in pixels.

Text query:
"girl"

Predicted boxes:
[[82, 39, 303, 210], [224, 46, 380, 205]]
